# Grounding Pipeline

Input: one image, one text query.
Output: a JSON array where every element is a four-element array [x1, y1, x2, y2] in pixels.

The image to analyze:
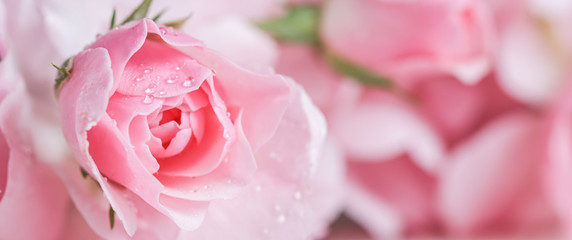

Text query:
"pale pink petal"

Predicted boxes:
[[192, 17, 278, 73], [546, 82, 572, 238], [414, 75, 519, 145], [61, 204, 104, 240], [0, 129, 7, 201], [59, 48, 140, 235], [497, 18, 567, 106], [330, 81, 444, 172], [275, 44, 342, 114], [0, 85, 68, 240], [345, 182, 403, 239], [2, 0, 110, 116], [348, 156, 438, 237], [302, 136, 346, 238], [439, 112, 541, 235]]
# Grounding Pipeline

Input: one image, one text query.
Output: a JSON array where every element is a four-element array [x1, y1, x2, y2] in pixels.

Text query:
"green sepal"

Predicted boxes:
[[163, 14, 192, 29], [121, 0, 152, 25], [326, 51, 394, 88], [109, 205, 116, 229], [152, 8, 167, 22], [257, 4, 320, 45], [80, 168, 89, 179], [109, 9, 117, 29], [53, 56, 74, 91]]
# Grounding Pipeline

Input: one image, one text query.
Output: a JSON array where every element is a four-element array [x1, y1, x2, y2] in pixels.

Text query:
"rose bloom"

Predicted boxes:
[[57, 18, 339, 239], [320, 0, 492, 87]]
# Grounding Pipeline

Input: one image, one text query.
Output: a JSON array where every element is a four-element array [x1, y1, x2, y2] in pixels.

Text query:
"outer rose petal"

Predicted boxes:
[[191, 17, 278, 73], [59, 47, 142, 235], [178, 82, 339, 240], [496, 18, 567, 106], [275, 44, 342, 114], [414, 75, 519, 145], [0, 82, 68, 240], [346, 156, 438, 238], [3, 0, 109, 123], [439, 112, 548, 235], [329, 80, 444, 172], [321, 0, 491, 86]]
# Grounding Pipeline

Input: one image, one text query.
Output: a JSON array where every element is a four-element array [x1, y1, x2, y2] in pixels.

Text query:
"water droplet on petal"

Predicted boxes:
[[183, 80, 192, 88], [276, 215, 286, 224], [161, 28, 168, 35], [159, 91, 166, 96], [175, 66, 181, 71], [226, 112, 231, 118], [166, 75, 178, 84], [294, 191, 302, 200], [223, 132, 230, 139], [143, 66, 153, 74], [135, 75, 144, 82], [143, 95, 154, 104], [144, 88, 154, 94]]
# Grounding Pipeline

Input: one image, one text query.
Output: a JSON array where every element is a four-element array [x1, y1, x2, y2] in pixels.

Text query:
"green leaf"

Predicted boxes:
[[80, 168, 89, 179], [109, 206, 116, 229], [121, 0, 153, 25], [257, 4, 320, 45], [152, 8, 167, 22], [109, 9, 117, 29], [326, 51, 394, 88], [53, 56, 74, 91], [163, 14, 192, 29]]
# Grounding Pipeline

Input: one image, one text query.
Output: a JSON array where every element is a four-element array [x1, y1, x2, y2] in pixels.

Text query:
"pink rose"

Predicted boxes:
[[274, 41, 559, 238], [320, 0, 492, 86], [58, 18, 334, 238]]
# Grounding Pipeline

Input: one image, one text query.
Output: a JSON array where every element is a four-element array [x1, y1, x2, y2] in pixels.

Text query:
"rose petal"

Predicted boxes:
[[348, 156, 438, 236], [117, 37, 213, 98], [439, 112, 540, 234], [330, 81, 444, 172], [157, 113, 257, 201], [59, 48, 140, 235], [0, 84, 69, 240], [497, 18, 566, 106]]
